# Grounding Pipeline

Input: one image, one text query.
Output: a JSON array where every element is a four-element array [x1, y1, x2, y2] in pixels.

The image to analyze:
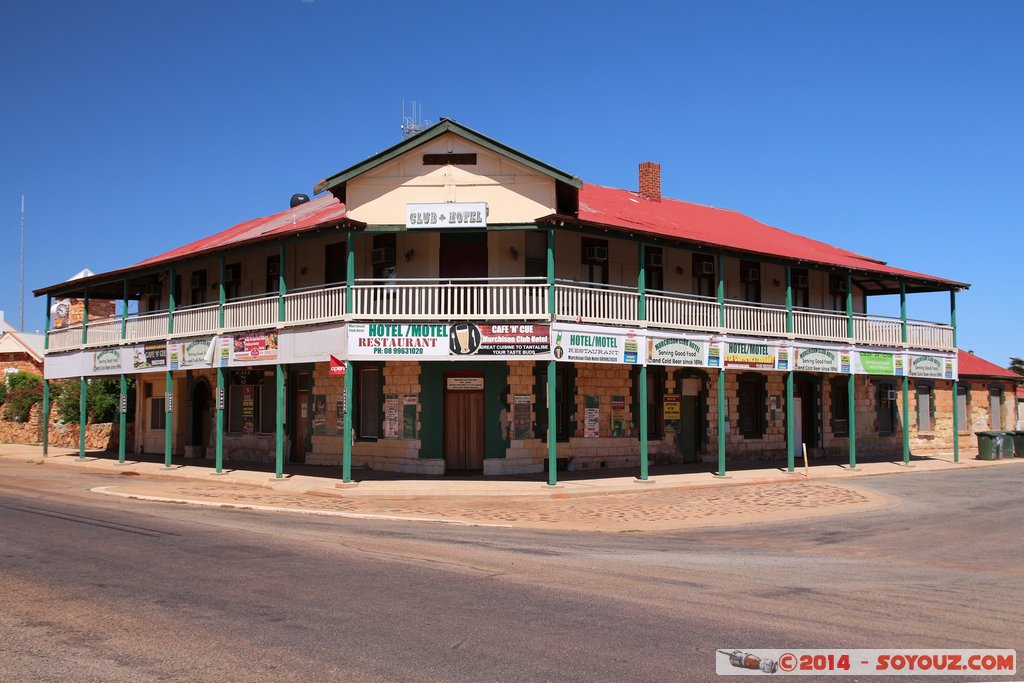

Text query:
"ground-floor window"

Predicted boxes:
[[149, 395, 166, 430], [227, 370, 276, 434], [988, 387, 1003, 430], [956, 383, 969, 430], [737, 373, 766, 439], [357, 365, 382, 440], [876, 381, 898, 435], [829, 377, 849, 437], [915, 382, 934, 434]]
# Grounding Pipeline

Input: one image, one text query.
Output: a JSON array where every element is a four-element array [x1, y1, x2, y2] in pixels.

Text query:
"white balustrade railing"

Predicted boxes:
[[47, 326, 82, 351], [125, 311, 170, 342], [41, 280, 956, 354], [555, 281, 638, 325], [792, 308, 849, 342], [224, 294, 278, 331], [853, 314, 903, 348], [724, 300, 787, 336], [173, 303, 220, 337], [285, 285, 346, 325], [907, 320, 954, 351], [352, 278, 548, 321], [646, 290, 720, 331], [84, 317, 122, 347]]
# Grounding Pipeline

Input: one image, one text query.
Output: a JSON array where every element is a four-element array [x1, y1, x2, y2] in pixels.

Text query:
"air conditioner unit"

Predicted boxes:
[[371, 247, 396, 265], [744, 267, 761, 282], [190, 273, 205, 288], [796, 274, 809, 287], [644, 251, 663, 268], [584, 246, 608, 262], [697, 261, 715, 275]]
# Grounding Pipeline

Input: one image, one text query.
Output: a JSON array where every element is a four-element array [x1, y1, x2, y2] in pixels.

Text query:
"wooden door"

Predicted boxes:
[[439, 233, 488, 280], [293, 388, 309, 463], [444, 385, 485, 471]]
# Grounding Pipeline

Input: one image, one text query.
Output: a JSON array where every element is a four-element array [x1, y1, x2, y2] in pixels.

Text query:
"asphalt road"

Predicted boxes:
[[1, 463, 1021, 682]]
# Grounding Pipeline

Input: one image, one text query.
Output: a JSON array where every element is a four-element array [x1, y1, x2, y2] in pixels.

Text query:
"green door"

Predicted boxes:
[[680, 396, 699, 463]]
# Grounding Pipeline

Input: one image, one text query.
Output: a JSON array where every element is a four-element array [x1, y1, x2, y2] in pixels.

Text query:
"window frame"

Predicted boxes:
[[737, 372, 767, 439]]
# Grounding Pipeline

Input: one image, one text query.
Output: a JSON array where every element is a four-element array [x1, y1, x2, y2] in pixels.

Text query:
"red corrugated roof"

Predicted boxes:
[[135, 194, 349, 268], [576, 183, 966, 287], [958, 349, 1020, 379]]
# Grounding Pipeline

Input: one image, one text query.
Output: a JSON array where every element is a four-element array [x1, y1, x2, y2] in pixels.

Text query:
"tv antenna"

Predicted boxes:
[[401, 100, 432, 140]]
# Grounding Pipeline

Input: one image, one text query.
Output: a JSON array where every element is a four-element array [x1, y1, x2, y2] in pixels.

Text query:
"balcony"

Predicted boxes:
[[45, 278, 955, 354]]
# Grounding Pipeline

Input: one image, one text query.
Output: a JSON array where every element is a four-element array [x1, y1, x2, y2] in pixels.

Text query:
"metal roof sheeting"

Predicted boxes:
[[958, 349, 1020, 379]]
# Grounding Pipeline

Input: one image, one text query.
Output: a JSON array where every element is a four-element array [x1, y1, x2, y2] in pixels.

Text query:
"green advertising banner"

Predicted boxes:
[[857, 351, 895, 375]]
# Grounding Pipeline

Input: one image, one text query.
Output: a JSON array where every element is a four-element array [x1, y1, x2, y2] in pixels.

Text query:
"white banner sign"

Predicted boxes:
[[406, 202, 487, 228]]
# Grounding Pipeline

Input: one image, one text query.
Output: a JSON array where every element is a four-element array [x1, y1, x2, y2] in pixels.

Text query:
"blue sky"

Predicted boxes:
[[1, 1, 1021, 364]]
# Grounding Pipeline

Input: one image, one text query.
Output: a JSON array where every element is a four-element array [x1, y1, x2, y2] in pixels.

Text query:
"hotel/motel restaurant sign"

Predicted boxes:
[[406, 202, 487, 228]]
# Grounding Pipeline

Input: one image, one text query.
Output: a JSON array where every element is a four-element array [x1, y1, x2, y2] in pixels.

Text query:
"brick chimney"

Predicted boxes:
[[638, 161, 661, 202]]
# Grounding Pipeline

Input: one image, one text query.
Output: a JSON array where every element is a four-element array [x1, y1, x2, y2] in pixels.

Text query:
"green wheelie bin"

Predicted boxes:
[[976, 432, 1002, 460]]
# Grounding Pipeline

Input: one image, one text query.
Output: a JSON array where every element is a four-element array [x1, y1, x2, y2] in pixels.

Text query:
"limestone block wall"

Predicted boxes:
[[720, 372, 787, 460], [562, 363, 639, 471]]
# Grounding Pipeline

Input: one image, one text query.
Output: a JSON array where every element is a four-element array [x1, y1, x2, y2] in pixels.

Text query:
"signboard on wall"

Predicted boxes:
[[553, 325, 643, 365], [610, 396, 626, 436], [349, 323, 450, 359], [794, 347, 845, 373], [406, 202, 487, 229], [856, 351, 897, 376], [348, 322, 549, 360], [513, 395, 532, 440], [131, 342, 167, 370], [384, 394, 400, 439], [93, 349, 121, 372], [450, 323, 550, 357], [909, 354, 953, 379], [646, 336, 711, 367], [664, 395, 681, 434], [232, 330, 279, 362], [724, 341, 778, 370], [584, 395, 600, 437]]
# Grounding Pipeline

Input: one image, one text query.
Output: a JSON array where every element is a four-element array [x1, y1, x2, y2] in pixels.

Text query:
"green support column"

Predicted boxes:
[[786, 371, 795, 472], [547, 228, 555, 318], [164, 371, 173, 468], [275, 364, 285, 479], [847, 375, 857, 468], [342, 232, 356, 483], [42, 379, 50, 456], [902, 375, 910, 463], [42, 293, 51, 456], [343, 361, 353, 483], [717, 369, 726, 476], [167, 267, 175, 334], [638, 242, 648, 480], [547, 359, 557, 486], [950, 289, 959, 463], [784, 265, 793, 333], [278, 242, 286, 322], [121, 279, 129, 340], [215, 367, 224, 473], [78, 376, 87, 459], [846, 273, 855, 468], [81, 287, 89, 345], [716, 254, 725, 328], [345, 233, 355, 315], [218, 256, 226, 328], [639, 366, 649, 480], [899, 280, 907, 342], [118, 374, 127, 464]]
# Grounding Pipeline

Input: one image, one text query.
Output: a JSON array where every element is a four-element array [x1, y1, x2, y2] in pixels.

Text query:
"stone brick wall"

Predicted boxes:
[[497, 361, 546, 475], [0, 355, 43, 376]]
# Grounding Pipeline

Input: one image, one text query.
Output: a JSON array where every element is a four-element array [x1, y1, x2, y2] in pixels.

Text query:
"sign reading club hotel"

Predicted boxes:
[[406, 202, 487, 228]]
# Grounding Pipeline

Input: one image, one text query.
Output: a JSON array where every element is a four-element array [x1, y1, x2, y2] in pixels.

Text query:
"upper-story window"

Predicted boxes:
[[792, 268, 809, 308], [644, 247, 664, 292], [172, 274, 182, 308], [371, 234, 397, 281], [225, 263, 241, 300], [325, 241, 347, 285], [740, 261, 761, 303], [265, 255, 280, 294], [830, 274, 848, 312], [524, 232, 546, 279], [190, 270, 207, 305], [581, 237, 608, 284], [693, 254, 715, 298]]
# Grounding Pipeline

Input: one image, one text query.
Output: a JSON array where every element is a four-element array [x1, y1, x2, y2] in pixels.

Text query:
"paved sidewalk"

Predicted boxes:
[[2, 444, 1020, 531]]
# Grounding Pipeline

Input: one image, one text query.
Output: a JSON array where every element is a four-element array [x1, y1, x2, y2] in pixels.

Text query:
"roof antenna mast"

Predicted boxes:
[[401, 100, 432, 140]]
